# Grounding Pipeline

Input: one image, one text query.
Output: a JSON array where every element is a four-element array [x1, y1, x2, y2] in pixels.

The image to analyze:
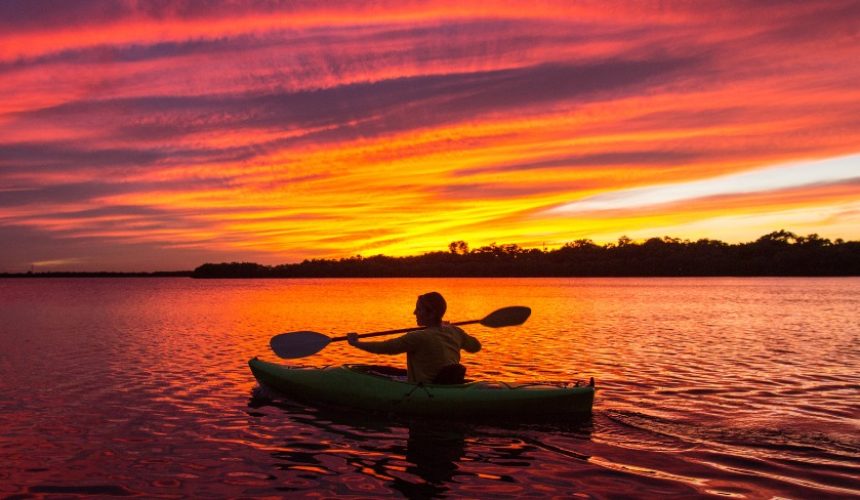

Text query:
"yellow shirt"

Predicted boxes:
[[354, 325, 481, 383]]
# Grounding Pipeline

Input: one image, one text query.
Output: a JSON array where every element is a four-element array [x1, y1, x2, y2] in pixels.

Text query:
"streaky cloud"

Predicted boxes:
[[548, 154, 860, 214], [11, 55, 704, 152], [457, 150, 706, 176]]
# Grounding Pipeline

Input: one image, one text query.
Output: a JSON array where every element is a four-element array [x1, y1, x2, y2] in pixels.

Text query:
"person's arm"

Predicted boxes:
[[460, 330, 482, 353], [347, 332, 414, 355]]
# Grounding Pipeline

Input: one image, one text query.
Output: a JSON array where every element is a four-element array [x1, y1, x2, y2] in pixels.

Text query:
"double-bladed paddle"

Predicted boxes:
[[270, 306, 531, 359]]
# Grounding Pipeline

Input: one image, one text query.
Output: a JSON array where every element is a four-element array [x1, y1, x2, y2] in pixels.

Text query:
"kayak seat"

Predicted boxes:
[[432, 363, 466, 385]]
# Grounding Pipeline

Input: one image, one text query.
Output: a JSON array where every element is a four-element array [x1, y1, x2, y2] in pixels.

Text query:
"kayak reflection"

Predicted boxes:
[[248, 388, 593, 497]]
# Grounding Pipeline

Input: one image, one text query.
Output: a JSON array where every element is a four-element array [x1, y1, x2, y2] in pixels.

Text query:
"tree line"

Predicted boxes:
[[191, 230, 860, 278]]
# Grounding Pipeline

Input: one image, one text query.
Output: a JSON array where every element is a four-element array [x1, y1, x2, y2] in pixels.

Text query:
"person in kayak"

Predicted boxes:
[[347, 292, 481, 384]]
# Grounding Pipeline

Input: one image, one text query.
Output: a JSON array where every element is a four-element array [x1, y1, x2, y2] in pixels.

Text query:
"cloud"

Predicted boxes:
[[547, 154, 860, 214], [0, 140, 258, 180], [13, 55, 702, 131], [456, 150, 706, 176]]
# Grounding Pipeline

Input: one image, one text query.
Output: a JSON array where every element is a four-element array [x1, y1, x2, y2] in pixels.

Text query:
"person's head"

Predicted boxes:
[[414, 292, 446, 326]]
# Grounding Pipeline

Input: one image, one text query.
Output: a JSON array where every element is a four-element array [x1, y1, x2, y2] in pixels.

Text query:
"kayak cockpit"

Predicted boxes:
[[341, 364, 593, 390], [345, 364, 408, 382]]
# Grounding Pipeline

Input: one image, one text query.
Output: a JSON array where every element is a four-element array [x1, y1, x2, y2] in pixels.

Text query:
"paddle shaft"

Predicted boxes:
[[330, 319, 482, 342]]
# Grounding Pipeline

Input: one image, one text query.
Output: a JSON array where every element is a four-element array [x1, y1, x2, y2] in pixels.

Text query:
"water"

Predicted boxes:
[[1, 277, 858, 498]]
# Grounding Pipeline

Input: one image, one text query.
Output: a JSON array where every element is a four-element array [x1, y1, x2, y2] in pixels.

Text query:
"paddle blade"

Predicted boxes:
[[480, 306, 531, 328], [270, 331, 331, 359]]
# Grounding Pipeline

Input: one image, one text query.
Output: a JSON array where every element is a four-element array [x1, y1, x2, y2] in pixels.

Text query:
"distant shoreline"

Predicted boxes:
[[0, 271, 192, 278], [5, 230, 858, 278]]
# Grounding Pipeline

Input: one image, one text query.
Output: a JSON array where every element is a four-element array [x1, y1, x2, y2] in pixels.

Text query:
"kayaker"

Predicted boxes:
[[347, 292, 481, 384]]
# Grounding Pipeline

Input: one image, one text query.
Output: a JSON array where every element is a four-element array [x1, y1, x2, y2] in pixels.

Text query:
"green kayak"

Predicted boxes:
[[248, 357, 595, 418]]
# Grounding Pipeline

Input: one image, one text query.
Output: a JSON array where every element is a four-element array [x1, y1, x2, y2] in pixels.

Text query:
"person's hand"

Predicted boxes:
[[347, 332, 359, 346]]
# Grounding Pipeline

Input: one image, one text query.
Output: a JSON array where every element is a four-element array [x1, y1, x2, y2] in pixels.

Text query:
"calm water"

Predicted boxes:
[[1, 277, 858, 498]]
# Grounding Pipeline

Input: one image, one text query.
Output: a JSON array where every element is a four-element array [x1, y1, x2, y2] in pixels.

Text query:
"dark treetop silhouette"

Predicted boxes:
[[192, 230, 860, 278]]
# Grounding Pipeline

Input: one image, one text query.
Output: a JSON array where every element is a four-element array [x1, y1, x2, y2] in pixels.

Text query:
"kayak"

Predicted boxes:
[[248, 357, 595, 418]]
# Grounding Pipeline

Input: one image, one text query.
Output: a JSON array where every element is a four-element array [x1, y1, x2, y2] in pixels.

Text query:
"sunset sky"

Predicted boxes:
[[1, 1, 859, 271]]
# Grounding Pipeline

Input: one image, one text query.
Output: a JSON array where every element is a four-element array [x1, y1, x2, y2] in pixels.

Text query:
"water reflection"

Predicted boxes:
[[248, 389, 596, 498], [403, 423, 466, 484], [2, 277, 859, 498]]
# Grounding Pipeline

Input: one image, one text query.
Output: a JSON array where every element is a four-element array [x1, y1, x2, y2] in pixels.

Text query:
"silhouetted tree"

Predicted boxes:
[[448, 241, 469, 255], [186, 231, 860, 278]]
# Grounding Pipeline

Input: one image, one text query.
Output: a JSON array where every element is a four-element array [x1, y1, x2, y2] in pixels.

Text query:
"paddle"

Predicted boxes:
[[270, 306, 531, 359]]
